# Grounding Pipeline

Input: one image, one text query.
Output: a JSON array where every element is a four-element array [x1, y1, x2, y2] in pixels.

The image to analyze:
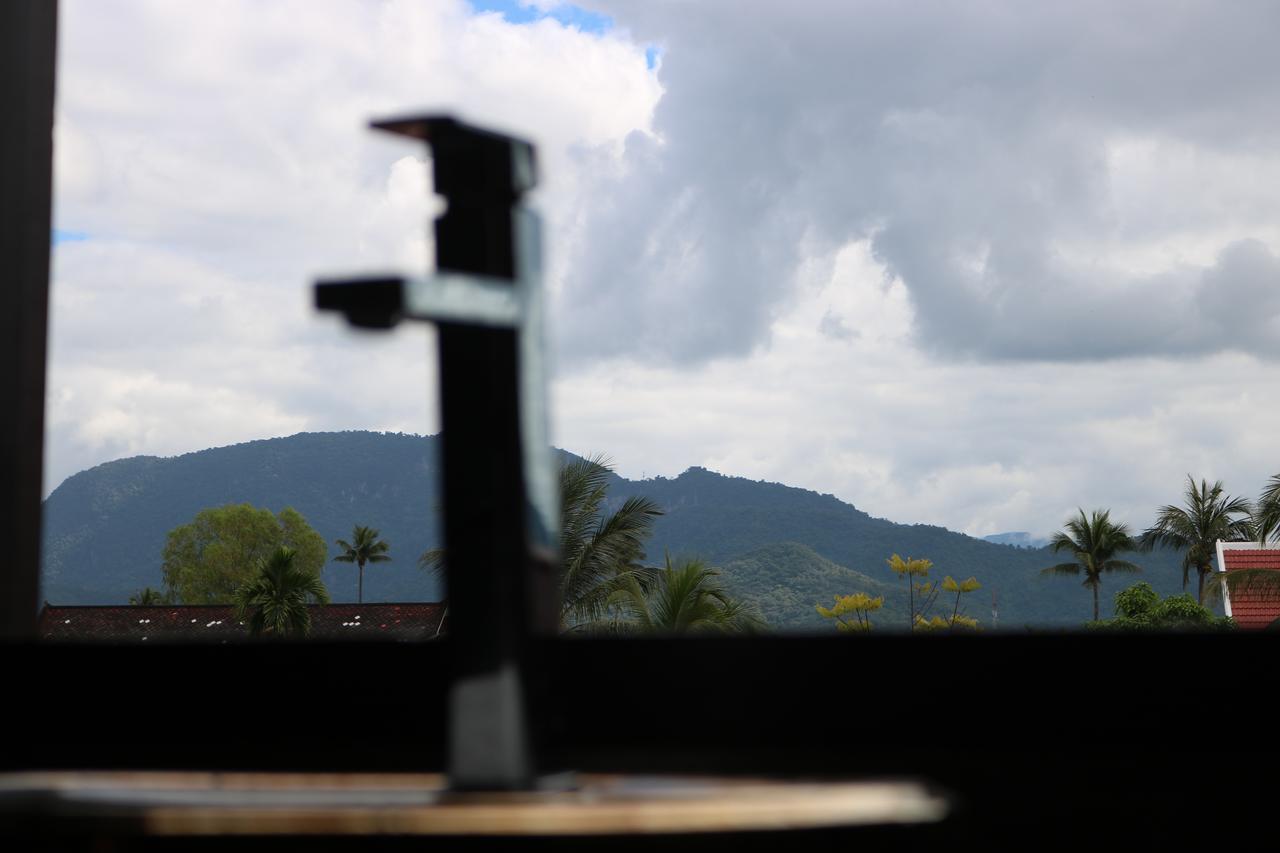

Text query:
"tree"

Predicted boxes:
[[815, 592, 883, 632], [1088, 582, 1233, 631], [1252, 473, 1280, 543], [1139, 476, 1253, 604], [1189, 475, 1280, 606], [333, 525, 391, 605], [888, 554, 936, 630], [234, 546, 330, 638], [129, 586, 170, 606], [419, 454, 664, 631], [817, 554, 981, 632], [1042, 509, 1142, 621], [605, 555, 766, 634], [559, 455, 663, 628], [162, 504, 327, 604]]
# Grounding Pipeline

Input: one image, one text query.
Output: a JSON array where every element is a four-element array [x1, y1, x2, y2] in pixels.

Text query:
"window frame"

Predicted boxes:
[[4, 8, 1279, 847]]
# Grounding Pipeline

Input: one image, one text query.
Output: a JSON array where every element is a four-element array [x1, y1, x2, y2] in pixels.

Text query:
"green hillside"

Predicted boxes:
[[719, 542, 906, 630], [41, 431, 1197, 627], [608, 467, 1194, 627], [42, 432, 444, 604]]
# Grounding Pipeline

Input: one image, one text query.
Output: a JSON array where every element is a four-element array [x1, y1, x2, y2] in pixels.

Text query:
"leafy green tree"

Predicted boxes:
[[1139, 476, 1253, 604], [234, 546, 330, 638], [1088, 582, 1233, 631], [1042, 509, 1142, 621], [162, 504, 326, 604], [605, 555, 766, 634], [419, 455, 663, 630], [333, 525, 391, 604], [129, 586, 170, 606]]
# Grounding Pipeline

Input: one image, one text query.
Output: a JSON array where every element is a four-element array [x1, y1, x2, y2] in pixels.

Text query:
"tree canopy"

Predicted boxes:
[[606, 555, 766, 634], [1042, 508, 1142, 621], [818, 553, 981, 632], [161, 504, 327, 604], [334, 524, 391, 604], [1088, 582, 1233, 631], [559, 454, 664, 628], [1140, 476, 1252, 604], [234, 546, 330, 638]]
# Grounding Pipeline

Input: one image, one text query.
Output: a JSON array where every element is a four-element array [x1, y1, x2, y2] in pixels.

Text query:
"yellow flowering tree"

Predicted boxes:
[[817, 553, 982, 632], [889, 554, 936, 629], [916, 575, 982, 632], [815, 592, 884, 632]]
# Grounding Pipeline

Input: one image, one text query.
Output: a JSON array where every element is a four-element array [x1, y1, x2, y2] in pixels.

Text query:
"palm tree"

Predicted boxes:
[[418, 454, 663, 630], [1202, 474, 1280, 605], [1042, 509, 1142, 621], [234, 546, 330, 638], [558, 454, 663, 628], [129, 586, 169, 606], [1139, 476, 1253, 604], [334, 525, 391, 604], [1253, 474, 1280, 544], [605, 554, 766, 634]]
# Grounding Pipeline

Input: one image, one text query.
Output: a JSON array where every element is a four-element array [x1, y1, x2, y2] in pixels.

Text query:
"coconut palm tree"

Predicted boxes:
[[1202, 474, 1280, 605], [1139, 476, 1253, 604], [234, 546, 330, 638], [1042, 509, 1142, 621], [334, 525, 391, 604], [558, 454, 663, 628], [418, 454, 663, 631], [1253, 474, 1280, 544], [605, 554, 766, 634]]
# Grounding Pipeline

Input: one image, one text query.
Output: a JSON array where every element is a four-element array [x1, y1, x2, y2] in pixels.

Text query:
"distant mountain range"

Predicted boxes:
[[982, 532, 1052, 549], [41, 431, 1195, 627]]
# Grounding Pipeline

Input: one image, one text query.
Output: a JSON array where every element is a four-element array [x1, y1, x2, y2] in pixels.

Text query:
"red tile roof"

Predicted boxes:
[[1217, 544, 1280, 630], [38, 602, 446, 642]]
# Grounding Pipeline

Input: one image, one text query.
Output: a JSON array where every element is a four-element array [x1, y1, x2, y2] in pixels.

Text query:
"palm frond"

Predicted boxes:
[[560, 477, 662, 625], [1254, 475, 1280, 543], [234, 546, 329, 638], [1210, 568, 1280, 600], [1140, 475, 1253, 597], [417, 547, 446, 577]]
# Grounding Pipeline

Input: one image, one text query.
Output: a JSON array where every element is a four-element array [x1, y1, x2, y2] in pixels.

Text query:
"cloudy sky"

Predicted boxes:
[[48, 0, 1280, 539]]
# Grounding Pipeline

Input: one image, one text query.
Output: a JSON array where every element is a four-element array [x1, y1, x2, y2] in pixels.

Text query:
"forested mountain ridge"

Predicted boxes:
[[42, 432, 443, 604], [41, 431, 1192, 626]]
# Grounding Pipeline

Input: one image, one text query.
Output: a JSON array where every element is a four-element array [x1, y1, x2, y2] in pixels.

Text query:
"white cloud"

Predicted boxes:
[[49, 0, 659, 492], [562, 0, 1280, 365], [47, 0, 1280, 545]]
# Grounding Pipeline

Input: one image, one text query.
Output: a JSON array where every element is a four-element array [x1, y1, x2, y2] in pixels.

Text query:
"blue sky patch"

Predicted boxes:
[[645, 45, 661, 70], [467, 1, 613, 35], [52, 229, 89, 245]]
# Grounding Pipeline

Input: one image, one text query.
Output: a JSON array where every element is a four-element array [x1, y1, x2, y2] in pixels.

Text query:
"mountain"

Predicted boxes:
[[42, 432, 443, 605], [41, 431, 1196, 626], [983, 532, 1050, 549], [718, 542, 906, 630]]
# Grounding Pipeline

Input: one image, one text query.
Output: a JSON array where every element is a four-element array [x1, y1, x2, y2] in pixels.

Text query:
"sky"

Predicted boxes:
[[47, 0, 1280, 539]]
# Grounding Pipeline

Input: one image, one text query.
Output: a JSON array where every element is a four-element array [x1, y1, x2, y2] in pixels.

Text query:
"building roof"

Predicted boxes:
[[38, 602, 446, 642], [1215, 542, 1280, 630]]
